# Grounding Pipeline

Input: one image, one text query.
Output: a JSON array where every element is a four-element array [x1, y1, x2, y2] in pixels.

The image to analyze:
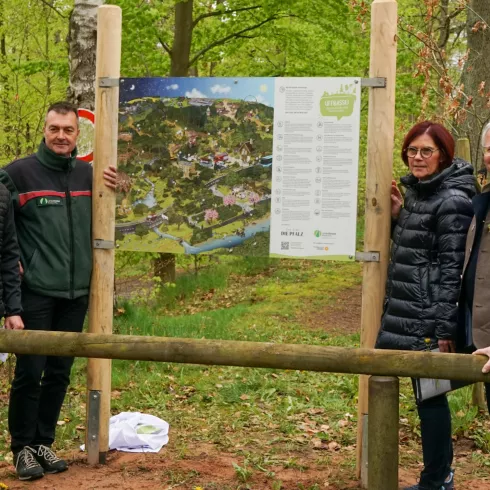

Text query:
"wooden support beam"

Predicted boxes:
[[357, 0, 398, 484], [368, 376, 399, 490], [1, 330, 489, 383], [87, 4, 122, 465]]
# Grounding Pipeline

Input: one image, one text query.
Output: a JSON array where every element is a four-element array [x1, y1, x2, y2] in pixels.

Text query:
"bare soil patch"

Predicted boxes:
[[301, 285, 361, 335], [0, 443, 364, 490]]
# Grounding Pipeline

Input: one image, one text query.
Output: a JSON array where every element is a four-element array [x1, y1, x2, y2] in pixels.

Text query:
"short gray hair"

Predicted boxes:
[[481, 121, 490, 147]]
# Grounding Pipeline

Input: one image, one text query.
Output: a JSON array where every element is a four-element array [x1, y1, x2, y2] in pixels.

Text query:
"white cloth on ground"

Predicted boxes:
[[80, 412, 170, 453], [108, 412, 170, 453]]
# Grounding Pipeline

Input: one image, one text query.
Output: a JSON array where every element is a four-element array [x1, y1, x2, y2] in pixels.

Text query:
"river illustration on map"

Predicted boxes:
[[115, 77, 274, 256]]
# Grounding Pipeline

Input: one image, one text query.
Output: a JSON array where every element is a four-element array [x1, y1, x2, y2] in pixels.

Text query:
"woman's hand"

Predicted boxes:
[[473, 347, 490, 373], [391, 179, 403, 219], [438, 339, 456, 353]]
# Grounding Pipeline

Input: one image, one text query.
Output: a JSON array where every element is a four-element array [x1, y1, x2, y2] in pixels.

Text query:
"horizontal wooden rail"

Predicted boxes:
[[1, 330, 489, 382]]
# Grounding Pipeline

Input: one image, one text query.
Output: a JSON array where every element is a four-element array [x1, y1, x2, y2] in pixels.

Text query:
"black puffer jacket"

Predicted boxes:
[[376, 159, 475, 351], [0, 184, 22, 317]]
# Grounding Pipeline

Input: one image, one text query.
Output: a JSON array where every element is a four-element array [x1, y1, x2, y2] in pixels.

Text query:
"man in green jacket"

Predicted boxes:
[[1, 101, 116, 481]]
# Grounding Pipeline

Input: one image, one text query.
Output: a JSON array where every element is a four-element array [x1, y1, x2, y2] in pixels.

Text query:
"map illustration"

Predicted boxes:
[[116, 77, 274, 256]]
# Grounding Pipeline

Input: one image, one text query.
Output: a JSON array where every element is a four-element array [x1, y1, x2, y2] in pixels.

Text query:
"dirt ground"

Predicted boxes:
[[1, 436, 490, 489], [2, 284, 490, 489], [0, 445, 361, 490]]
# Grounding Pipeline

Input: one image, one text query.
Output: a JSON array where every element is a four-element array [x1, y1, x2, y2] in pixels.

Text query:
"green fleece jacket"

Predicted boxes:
[[0, 141, 93, 298]]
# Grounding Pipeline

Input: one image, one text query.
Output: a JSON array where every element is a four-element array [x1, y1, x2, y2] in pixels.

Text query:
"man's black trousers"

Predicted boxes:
[[9, 286, 88, 453]]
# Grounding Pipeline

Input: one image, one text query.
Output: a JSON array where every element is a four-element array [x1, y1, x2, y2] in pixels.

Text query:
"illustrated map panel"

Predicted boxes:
[[115, 77, 360, 259]]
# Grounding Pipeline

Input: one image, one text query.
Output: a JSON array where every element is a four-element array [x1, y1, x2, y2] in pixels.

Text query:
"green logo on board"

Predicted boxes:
[[320, 83, 357, 120]]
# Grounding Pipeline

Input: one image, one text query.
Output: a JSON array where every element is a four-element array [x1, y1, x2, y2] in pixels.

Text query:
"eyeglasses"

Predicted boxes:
[[406, 146, 440, 159], [482, 146, 490, 156]]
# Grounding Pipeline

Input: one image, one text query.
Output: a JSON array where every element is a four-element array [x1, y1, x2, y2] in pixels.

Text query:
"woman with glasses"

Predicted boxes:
[[376, 121, 476, 490]]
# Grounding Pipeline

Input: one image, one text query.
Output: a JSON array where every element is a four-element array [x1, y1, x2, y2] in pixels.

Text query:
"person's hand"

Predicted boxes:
[[5, 315, 24, 330], [438, 339, 456, 353], [391, 179, 403, 219], [18, 261, 23, 277], [103, 165, 117, 190], [473, 347, 490, 373]]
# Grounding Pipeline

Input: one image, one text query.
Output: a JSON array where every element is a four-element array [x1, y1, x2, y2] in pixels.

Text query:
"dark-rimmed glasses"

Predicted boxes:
[[405, 146, 440, 159]]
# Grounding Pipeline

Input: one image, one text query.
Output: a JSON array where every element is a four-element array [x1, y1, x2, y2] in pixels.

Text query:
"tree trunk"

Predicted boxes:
[[165, 1, 194, 275], [152, 253, 176, 283], [170, 0, 193, 76], [461, 0, 490, 168], [67, 0, 104, 109]]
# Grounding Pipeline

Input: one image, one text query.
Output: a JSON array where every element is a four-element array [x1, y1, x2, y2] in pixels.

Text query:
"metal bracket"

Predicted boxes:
[[86, 390, 101, 464], [93, 239, 115, 250], [98, 77, 120, 88], [354, 251, 380, 262], [361, 77, 387, 88]]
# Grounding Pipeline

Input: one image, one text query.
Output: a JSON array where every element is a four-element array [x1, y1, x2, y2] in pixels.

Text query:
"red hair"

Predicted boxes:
[[401, 121, 455, 170]]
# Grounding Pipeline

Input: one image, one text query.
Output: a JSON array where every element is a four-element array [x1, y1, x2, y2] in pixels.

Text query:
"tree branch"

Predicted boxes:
[[36, 0, 66, 18], [157, 35, 173, 57], [189, 15, 288, 67], [192, 6, 262, 28]]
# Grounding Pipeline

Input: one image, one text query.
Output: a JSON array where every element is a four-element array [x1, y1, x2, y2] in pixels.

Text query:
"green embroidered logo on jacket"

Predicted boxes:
[[37, 197, 63, 207]]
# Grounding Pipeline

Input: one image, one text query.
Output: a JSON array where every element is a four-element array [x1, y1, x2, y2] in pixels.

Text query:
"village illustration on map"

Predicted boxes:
[[115, 77, 274, 256]]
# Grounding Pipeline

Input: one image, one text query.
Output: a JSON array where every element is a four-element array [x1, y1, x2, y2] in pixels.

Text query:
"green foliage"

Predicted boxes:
[[107, 0, 369, 80], [134, 203, 149, 216], [135, 223, 149, 239], [0, 0, 69, 164]]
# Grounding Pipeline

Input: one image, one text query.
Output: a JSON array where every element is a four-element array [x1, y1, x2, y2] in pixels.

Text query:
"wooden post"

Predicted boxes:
[[455, 138, 471, 163], [356, 0, 397, 485], [368, 376, 399, 490], [86, 5, 122, 465]]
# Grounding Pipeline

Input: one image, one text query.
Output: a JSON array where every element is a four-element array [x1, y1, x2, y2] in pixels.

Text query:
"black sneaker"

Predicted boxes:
[[32, 445, 68, 474], [404, 470, 455, 490], [13, 446, 44, 481]]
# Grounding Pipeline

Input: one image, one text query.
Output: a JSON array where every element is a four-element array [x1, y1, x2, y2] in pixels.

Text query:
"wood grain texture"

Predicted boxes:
[[87, 5, 122, 462], [1, 330, 488, 382], [357, 0, 398, 482], [368, 377, 399, 490]]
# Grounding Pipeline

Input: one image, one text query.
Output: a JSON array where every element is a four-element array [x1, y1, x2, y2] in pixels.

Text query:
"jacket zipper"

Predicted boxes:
[[64, 170, 75, 299]]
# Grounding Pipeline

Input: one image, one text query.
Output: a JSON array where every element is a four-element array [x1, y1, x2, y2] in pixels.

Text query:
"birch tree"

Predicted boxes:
[[67, 0, 104, 109]]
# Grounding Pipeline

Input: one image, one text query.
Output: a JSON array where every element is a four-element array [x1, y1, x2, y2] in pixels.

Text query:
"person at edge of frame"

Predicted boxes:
[[460, 122, 490, 401], [375, 121, 476, 490], [1, 101, 117, 481]]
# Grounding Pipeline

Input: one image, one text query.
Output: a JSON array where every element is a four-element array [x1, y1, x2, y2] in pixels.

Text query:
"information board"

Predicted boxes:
[[115, 77, 360, 259]]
